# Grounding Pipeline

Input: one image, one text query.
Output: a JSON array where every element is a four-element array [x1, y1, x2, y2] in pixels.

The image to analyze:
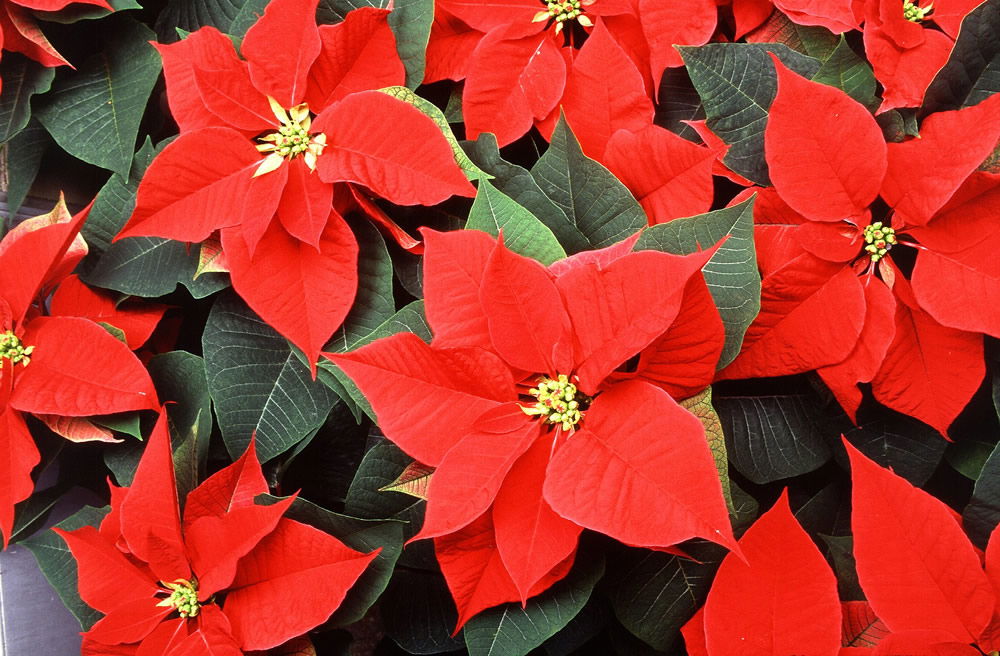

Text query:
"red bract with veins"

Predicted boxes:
[[427, 0, 667, 157], [717, 57, 1000, 436], [682, 442, 1000, 654], [57, 413, 378, 655], [0, 199, 159, 548], [116, 0, 474, 369], [0, 0, 111, 90], [327, 228, 736, 627]]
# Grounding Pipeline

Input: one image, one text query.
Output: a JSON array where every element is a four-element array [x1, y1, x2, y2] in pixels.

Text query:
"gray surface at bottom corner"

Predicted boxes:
[[0, 543, 83, 656]]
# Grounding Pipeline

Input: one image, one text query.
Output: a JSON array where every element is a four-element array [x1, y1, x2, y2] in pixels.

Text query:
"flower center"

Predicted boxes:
[[533, 0, 594, 34], [156, 579, 201, 618], [0, 331, 33, 370], [903, 0, 933, 22], [862, 222, 897, 262], [254, 97, 327, 178], [521, 374, 589, 432]]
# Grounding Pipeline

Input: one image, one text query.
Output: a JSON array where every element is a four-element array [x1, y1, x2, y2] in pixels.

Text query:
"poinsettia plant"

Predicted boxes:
[[7, 0, 1000, 653]]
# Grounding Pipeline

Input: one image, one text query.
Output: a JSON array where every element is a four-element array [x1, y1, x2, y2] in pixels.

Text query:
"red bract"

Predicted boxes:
[[116, 0, 474, 368], [0, 0, 111, 89], [718, 59, 1000, 435], [327, 229, 736, 626], [683, 443, 1000, 654], [428, 0, 662, 157], [0, 199, 158, 547], [57, 413, 378, 655]]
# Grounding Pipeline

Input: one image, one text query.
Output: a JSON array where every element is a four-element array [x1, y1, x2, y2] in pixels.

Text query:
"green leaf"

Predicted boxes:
[[679, 387, 732, 512], [317, 0, 386, 21], [462, 133, 574, 244], [963, 437, 1000, 547], [812, 36, 878, 109], [819, 534, 864, 601], [466, 180, 566, 265], [31, 0, 141, 23], [258, 494, 404, 627], [317, 300, 432, 422], [83, 236, 229, 298], [745, 9, 839, 59], [388, 0, 434, 88], [715, 393, 832, 484], [679, 43, 821, 185], [464, 550, 605, 656], [654, 66, 705, 143], [149, 351, 213, 498], [23, 506, 109, 631], [381, 568, 465, 653], [155, 0, 270, 41], [530, 116, 647, 253], [609, 543, 723, 651], [844, 415, 946, 487], [92, 412, 142, 439], [0, 54, 54, 143], [326, 219, 395, 351], [947, 436, 997, 480], [346, 441, 423, 519], [35, 17, 161, 178], [82, 138, 158, 256], [202, 291, 337, 461], [635, 197, 761, 368], [9, 486, 65, 545], [4, 119, 48, 216], [378, 86, 491, 181], [923, 0, 1000, 114]]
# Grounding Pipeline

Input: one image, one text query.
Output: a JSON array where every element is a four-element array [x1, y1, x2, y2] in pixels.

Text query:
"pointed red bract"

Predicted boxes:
[[765, 56, 886, 221], [183, 440, 268, 526], [50, 275, 166, 351], [422, 227, 495, 350], [639, 0, 717, 74], [314, 91, 475, 205], [544, 380, 737, 551], [0, 406, 39, 546], [702, 491, 841, 654], [224, 518, 377, 650], [327, 333, 517, 465], [240, 0, 321, 107], [847, 441, 996, 642]]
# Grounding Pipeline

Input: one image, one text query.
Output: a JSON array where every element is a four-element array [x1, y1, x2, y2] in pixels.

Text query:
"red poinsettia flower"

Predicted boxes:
[[682, 442, 1000, 654], [0, 199, 159, 547], [57, 413, 378, 655], [718, 58, 1000, 436], [116, 0, 474, 367], [427, 0, 665, 157], [0, 0, 111, 89], [327, 229, 736, 626]]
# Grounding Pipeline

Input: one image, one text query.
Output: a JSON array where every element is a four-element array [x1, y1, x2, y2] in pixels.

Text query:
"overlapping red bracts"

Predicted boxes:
[[327, 229, 735, 626], [0, 200, 159, 547], [718, 57, 1000, 436], [117, 0, 474, 369], [58, 413, 377, 655]]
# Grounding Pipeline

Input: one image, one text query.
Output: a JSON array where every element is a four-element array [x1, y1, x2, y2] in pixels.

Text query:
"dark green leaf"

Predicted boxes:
[[923, 0, 1000, 114], [462, 133, 575, 247], [156, 0, 270, 41], [9, 486, 65, 544], [609, 543, 723, 651], [812, 36, 877, 109], [844, 415, 946, 486], [83, 236, 229, 298], [31, 0, 141, 23], [947, 436, 997, 480], [820, 534, 864, 601], [745, 10, 838, 59], [715, 394, 831, 483], [35, 18, 161, 178], [0, 54, 54, 143], [149, 351, 213, 498], [92, 412, 142, 439], [464, 550, 606, 656], [4, 119, 48, 216], [635, 197, 760, 368], [327, 220, 395, 350], [530, 116, 647, 253], [963, 437, 1000, 547], [654, 66, 705, 143], [203, 291, 337, 461], [388, 0, 434, 88], [258, 494, 404, 627], [381, 568, 465, 654], [317, 0, 387, 21], [679, 43, 821, 185], [23, 506, 109, 631], [82, 138, 158, 255], [466, 180, 566, 265]]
